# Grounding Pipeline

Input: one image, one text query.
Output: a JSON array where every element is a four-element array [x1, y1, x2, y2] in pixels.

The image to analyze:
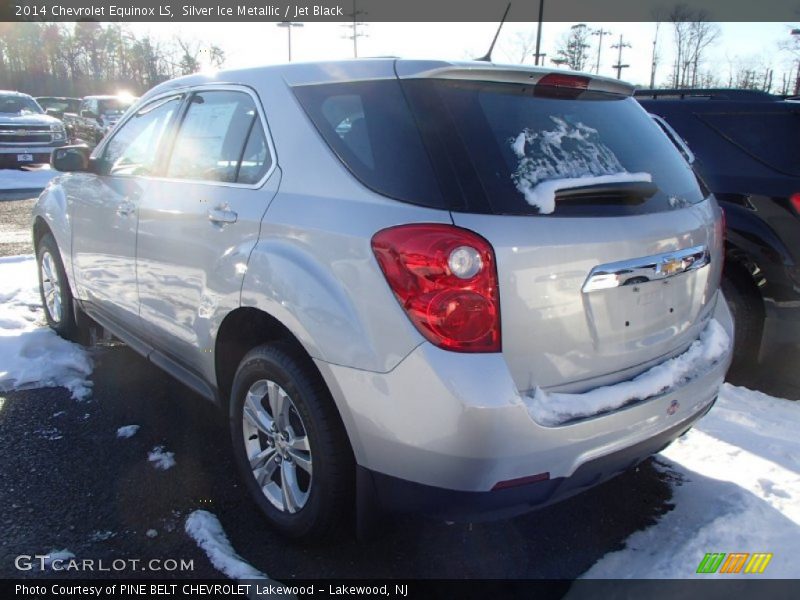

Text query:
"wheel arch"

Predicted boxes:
[[215, 305, 362, 477]]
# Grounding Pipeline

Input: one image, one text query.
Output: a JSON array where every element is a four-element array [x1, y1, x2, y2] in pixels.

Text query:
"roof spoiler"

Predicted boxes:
[[395, 61, 635, 97]]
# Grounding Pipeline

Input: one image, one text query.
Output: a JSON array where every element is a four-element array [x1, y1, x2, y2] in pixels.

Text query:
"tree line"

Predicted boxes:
[[0, 22, 225, 98]]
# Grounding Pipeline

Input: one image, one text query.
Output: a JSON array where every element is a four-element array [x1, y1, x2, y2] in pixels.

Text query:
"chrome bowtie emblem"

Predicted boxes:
[[17, 129, 28, 136]]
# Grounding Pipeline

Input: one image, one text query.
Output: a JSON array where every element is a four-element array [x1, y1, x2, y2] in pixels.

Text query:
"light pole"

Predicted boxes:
[[276, 21, 303, 62], [591, 27, 612, 75], [342, 0, 368, 58], [611, 34, 631, 80], [649, 21, 661, 89]]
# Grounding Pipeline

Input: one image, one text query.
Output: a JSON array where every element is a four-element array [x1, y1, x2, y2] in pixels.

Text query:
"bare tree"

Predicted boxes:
[[499, 29, 538, 64], [552, 24, 591, 71], [685, 15, 721, 87], [669, 3, 694, 87]]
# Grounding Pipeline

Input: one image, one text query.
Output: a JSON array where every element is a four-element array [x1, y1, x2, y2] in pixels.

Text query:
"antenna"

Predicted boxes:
[[475, 2, 512, 62]]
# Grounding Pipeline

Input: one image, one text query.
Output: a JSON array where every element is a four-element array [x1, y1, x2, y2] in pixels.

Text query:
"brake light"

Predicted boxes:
[[535, 73, 590, 100], [371, 224, 501, 353], [537, 73, 590, 90], [791, 193, 800, 214]]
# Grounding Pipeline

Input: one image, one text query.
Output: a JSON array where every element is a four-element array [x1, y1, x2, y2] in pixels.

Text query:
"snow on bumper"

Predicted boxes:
[[524, 318, 731, 426], [315, 295, 733, 492]]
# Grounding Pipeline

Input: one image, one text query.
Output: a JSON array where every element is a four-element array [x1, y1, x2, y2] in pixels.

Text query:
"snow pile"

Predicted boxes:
[[524, 319, 730, 426], [0, 255, 93, 400], [0, 166, 58, 191], [185, 510, 267, 580], [43, 549, 75, 567], [148, 446, 176, 470], [583, 383, 800, 578], [116, 424, 140, 439], [509, 117, 650, 214]]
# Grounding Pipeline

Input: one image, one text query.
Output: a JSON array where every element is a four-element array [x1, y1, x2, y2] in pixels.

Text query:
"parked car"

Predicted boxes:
[[66, 94, 137, 147], [0, 90, 68, 168], [636, 88, 800, 387], [35, 96, 81, 120], [34, 61, 732, 540]]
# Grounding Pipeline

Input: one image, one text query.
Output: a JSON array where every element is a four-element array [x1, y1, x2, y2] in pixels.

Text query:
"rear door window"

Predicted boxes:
[[167, 90, 272, 184]]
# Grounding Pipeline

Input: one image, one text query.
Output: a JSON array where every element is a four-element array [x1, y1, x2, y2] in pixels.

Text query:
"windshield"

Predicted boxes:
[[0, 94, 43, 115], [38, 98, 79, 113], [98, 98, 135, 116]]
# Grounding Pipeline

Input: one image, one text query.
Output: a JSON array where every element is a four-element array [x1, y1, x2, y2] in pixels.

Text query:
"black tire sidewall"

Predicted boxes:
[[722, 270, 762, 379], [229, 344, 346, 539]]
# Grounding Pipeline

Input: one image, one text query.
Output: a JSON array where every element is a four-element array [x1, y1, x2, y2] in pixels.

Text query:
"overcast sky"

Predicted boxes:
[[129, 21, 799, 88]]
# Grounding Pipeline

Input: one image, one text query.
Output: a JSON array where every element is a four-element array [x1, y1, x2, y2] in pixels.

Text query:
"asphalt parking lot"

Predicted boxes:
[[0, 338, 677, 580]]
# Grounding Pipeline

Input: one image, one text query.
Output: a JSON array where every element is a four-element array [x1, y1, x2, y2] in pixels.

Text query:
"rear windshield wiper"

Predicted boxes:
[[555, 180, 658, 205]]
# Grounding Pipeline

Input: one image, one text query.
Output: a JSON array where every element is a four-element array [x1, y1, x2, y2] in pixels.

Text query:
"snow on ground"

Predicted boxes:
[[0, 166, 58, 191], [0, 255, 93, 400], [147, 445, 176, 470], [583, 383, 800, 578], [185, 510, 267, 580], [116, 424, 140, 439], [43, 549, 75, 568], [525, 319, 730, 426]]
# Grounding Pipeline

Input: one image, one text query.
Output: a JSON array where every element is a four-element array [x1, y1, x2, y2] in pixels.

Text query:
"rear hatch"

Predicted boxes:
[[292, 60, 724, 392]]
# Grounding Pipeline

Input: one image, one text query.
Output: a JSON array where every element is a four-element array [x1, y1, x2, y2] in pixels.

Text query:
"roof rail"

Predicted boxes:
[[634, 88, 778, 102]]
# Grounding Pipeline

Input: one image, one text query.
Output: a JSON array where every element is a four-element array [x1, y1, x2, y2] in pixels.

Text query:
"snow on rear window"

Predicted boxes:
[[509, 117, 651, 214]]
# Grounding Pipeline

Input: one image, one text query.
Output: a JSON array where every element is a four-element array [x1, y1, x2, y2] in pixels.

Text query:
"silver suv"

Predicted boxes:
[[33, 60, 733, 540]]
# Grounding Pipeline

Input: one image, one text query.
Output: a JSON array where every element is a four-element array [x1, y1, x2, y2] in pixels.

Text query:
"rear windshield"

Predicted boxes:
[[293, 78, 706, 216], [697, 111, 800, 177], [99, 98, 135, 116]]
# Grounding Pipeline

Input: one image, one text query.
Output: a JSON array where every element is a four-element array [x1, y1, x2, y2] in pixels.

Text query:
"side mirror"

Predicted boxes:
[[51, 145, 91, 172], [45, 107, 63, 118], [81, 109, 97, 119]]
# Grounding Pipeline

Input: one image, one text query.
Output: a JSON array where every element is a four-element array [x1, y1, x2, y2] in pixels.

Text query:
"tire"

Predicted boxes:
[[36, 232, 82, 342], [229, 342, 354, 540], [721, 267, 763, 384]]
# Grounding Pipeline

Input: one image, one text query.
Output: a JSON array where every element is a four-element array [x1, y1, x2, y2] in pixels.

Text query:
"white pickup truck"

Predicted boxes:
[[0, 90, 67, 168]]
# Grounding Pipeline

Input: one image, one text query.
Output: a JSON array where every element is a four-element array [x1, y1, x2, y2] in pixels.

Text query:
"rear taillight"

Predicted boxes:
[[790, 193, 800, 215], [371, 224, 501, 353]]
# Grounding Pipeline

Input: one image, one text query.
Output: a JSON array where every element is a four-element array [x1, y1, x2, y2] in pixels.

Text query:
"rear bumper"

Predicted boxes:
[[358, 399, 713, 521], [315, 294, 733, 512]]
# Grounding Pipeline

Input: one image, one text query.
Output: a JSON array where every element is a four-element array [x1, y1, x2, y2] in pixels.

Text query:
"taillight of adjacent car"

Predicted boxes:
[[371, 224, 501, 353], [790, 193, 800, 215]]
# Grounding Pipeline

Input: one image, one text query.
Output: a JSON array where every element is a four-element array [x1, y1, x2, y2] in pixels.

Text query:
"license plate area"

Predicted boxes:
[[17, 154, 34, 162], [583, 268, 709, 352]]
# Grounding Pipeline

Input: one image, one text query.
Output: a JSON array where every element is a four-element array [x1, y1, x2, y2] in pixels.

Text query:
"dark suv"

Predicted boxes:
[[637, 89, 800, 391]]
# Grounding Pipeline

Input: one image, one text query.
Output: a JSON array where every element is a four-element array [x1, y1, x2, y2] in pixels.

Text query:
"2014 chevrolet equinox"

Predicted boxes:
[[33, 60, 733, 540]]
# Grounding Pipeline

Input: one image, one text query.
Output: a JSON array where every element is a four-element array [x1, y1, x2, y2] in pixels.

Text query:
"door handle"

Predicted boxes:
[[207, 206, 238, 225], [116, 201, 135, 217]]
